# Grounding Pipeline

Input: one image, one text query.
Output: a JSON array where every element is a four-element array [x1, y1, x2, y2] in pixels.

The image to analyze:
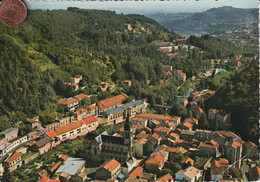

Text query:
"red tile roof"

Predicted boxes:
[[211, 158, 229, 168], [138, 138, 148, 145], [113, 133, 123, 138], [131, 117, 148, 122], [138, 113, 178, 122], [154, 126, 171, 133], [245, 141, 258, 148], [152, 133, 160, 140], [59, 154, 69, 161], [38, 177, 60, 182], [227, 140, 242, 149], [74, 93, 87, 100], [6, 151, 22, 163], [38, 169, 48, 178], [183, 121, 193, 129], [99, 159, 120, 172], [83, 116, 98, 125], [181, 158, 194, 165], [128, 166, 143, 179], [152, 120, 160, 125], [45, 130, 57, 138], [58, 98, 78, 105], [50, 161, 62, 173], [98, 94, 128, 110], [55, 120, 84, 136], [156, 174, 173, 182], [145, 154, 165, 165], [170, 133, 179, 139], [199, 142, 217, 149]]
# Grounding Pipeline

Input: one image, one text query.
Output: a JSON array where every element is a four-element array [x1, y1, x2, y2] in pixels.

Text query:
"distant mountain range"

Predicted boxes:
[[145, 6, 258, 36]]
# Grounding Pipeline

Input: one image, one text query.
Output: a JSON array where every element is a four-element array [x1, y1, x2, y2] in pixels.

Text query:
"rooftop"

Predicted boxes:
[[98, 94, 128, 110], [176, 166, 200, 180], [55, 157, 85, 175], [98, 159, 121, 172], [6, 151, 22, 163]]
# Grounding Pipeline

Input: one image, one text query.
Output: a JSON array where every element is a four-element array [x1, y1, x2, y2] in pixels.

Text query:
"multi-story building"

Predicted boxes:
[[5, 151, 23, 171], [226, 140, 243, 169], [85, 110, 134, 163], [97, 94, 128, 114], [95, 159, 121, 180], [0, 128, 19, 142], [137, 113, 180, 126], [194, 130, 213, 141]]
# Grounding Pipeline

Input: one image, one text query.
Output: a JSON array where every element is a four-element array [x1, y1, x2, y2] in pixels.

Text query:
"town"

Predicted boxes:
[[0, 51, 258, 181], [0, 5, 258, 182]]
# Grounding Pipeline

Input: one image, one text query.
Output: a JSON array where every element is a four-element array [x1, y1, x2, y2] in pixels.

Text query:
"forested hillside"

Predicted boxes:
[[204, 60, 259, 144], [0, 8, 249, 136]]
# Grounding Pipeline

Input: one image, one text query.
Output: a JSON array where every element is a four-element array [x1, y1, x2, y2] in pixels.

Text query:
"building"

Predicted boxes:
[[119, 80, 132, 87], [145, 153, 166, 174], [210, 158, 229, 181], [27, 116, 42, 129], [85, 110, 134, 163], [161, 65, 173, 73], [198, 142, 220, 158], [5, 151, 23, 171], [95, 159, 121, 180], [180, 98, 188, 107], [54, 157, 86, 181], [103, 100, 147, 125], [208, 109, 218, 121], [175, 166, 201, 182], [226, 140, 243, 169], [134, 138, 148, 158], [122, 166, 143, 181], [180, 130, 195, 141], [194, 130, 213, 141], [0, 128, 19, 141], [243, 141, 259, 160], [177, 73, 187, 82], [58, 93, 87, 111], [156, 174, 174, 182], [157, 42, 172, 47], [122, 157, 138, 175], [70, 75, 82, 84], [192, 107, 203, 119], [131, 117, 148, 127], [33, 137, 52, 155], [97, 94, 128, 113], [137, 113, 180, 126], [154, 126, 171, 137]]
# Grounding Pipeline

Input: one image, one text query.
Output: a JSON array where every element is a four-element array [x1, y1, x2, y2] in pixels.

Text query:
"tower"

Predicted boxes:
[[123, 108, 134, 157]]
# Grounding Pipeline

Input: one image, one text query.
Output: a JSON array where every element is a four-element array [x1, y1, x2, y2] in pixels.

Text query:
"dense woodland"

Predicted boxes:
[[0, 8, 258, 143]]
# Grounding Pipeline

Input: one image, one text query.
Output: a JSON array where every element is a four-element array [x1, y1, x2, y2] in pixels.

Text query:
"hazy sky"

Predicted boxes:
[[25, 0, 259, 14]]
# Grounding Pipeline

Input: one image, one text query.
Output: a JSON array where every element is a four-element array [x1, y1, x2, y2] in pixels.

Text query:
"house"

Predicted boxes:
[[208, 109, 218, 121], [27, 116, 42, 129], [28, 131, 41, 140], [122, 157, 138, 175], [169, 133, 180, 141], [175, 166, 201, 182], [199, 142, 220, 157], [58, 93, 87, 111], [243, 141, 259, 160], [145, 153, 166, 174], [249, 166, 260, 181], [122, 166, 143, 181], [194, 129, 213, 141], [45, 122, 60, 132], [189, 101, 198, 109], [0, 136, 28, 158], [210, 59, 215, 65], [134, 138, 148, 158], [38, 169, 48, 179], [70, 75, 82, 84], [174, 39, 187, 43], [168, 52, 181, 58], [119, 80, 132, 87], [54, 157, 86, 181], [38, 177, 60, 182], [210, 158, 229, 181], [137, 113, 180, 126], [97, 94, 128, 113], [50, 161, 62, 174], [180, 121, 193, 131], [33, 137, 52, 155], [180, 130, 195, 141], [226, 140, 243, 169], [157, 47, 172, 53], [103, 100, 147, 125], [5, 151, 23, 171], [177, 73, 187, 82], [157, 42, 172, 47], [131, 117, 148, 127], [95, 159, 121, 180], [229, 59, 242, 67], [185, 118, 198, 126], [192, 107, 203, 119], [156, 174, 173, 182], [159, 120, 175, 130], [101, 82, 109, 91], [154, 126, 171, 137], [0, 128, 19, 141], [181, 157, 194, 166], [161, 65, 172, 73], [180, 98, 188, 107], [125, 24, 132, 31]]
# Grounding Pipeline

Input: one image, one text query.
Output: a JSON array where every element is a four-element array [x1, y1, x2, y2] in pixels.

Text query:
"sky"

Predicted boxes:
[[24, 0, 259, 14]]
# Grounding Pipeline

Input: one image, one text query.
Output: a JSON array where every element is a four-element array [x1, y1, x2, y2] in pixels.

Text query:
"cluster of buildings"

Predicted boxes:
[[161, 65, 187, 83], [124, 24, 146, 33], [58, 93, 87, 111], [64, 75, 82, 91]]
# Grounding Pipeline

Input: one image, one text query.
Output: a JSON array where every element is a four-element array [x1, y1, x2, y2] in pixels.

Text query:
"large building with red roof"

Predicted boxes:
[[5, 151, 23, 171], [97, 94, 128, 113], [95, 159, 121, 180]]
